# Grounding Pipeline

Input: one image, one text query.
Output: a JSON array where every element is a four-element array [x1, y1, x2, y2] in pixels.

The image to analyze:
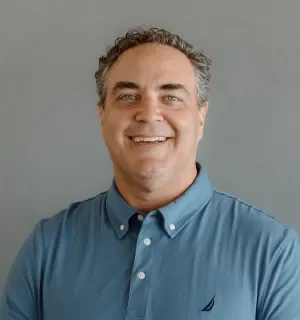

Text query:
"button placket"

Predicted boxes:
[[126, 217, 158, 317]]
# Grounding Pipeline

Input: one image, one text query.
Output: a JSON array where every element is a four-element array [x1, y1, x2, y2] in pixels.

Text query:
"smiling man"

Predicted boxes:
[[97, 41, 208, 213], [1, 26, 300, 320]]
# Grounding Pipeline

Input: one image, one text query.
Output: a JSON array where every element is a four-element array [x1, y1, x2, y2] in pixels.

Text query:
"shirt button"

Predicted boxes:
[[169, 224, 176, 231], [120, 225, 125, 231], [138, 272, 146, 280], [137, 214, 144, 222], [143, 238, 151, 246]]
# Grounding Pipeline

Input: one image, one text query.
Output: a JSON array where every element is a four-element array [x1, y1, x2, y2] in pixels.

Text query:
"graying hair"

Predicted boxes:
[[95, 26, 211, 109]]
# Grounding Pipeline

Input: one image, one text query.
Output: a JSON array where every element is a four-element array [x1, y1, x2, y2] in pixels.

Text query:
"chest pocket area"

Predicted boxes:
[[152, 258, 220, 319], [196, 270, 219, 319], [193, 262, 219, 318]]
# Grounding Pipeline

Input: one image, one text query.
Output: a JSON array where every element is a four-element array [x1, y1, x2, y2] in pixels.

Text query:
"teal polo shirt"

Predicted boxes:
[[1, 162, 300, 319]]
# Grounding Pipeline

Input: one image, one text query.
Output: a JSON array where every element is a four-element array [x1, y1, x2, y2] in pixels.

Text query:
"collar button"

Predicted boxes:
[[169, 224, 176, 231]]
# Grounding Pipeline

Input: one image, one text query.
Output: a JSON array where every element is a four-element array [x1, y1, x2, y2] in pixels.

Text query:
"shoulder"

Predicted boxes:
[[211, 188, 299, 246], [33, 191, 108, 244]]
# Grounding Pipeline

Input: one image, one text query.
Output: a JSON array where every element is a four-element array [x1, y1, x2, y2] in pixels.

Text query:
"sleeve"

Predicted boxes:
[[0, 221, 44, 320], [258, 228, 300, 320]]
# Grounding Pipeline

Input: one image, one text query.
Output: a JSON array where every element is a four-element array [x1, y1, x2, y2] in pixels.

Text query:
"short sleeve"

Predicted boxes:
[[258, 228, 300, 320], [0, 221, 44, 320]]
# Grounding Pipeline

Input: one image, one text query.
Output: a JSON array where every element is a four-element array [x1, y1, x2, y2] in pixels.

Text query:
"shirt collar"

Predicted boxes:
[[106, 162, 214, 239]]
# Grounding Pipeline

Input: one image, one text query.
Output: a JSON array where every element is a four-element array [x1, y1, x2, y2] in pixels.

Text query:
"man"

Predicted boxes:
[[1, 26, 300, 320]]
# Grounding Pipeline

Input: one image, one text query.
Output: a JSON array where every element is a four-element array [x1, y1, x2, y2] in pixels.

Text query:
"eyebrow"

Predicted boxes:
[[111, 81, 190, 96]]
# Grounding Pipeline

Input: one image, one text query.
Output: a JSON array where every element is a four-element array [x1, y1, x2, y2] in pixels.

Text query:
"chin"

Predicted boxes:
[[130, 159, 169, 179]]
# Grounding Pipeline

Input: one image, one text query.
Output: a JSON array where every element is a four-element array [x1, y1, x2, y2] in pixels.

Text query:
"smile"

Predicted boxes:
[[128, 136, 171, 146], [130, 136, 169, 143]]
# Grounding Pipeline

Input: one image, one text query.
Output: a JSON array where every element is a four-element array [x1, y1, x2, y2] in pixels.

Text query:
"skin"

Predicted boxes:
[[98, 43, 208, 213]]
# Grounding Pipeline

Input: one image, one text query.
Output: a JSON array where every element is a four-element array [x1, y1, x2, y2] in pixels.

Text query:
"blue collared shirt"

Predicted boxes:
[[1, 162, 300, 319]]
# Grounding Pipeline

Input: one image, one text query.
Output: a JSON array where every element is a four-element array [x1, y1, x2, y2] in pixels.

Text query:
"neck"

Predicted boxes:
[[114, 162, 198, 213]]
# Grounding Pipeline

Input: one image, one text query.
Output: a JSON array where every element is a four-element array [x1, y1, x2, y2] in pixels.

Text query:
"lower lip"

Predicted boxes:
[[128, 137, 170, 148]]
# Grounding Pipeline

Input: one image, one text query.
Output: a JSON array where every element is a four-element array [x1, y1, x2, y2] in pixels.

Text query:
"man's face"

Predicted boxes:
[[98, 43, 208, 181]]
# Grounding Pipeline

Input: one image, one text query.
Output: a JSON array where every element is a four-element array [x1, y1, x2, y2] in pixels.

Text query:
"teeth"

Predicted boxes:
[[132, 136, 167, 143]]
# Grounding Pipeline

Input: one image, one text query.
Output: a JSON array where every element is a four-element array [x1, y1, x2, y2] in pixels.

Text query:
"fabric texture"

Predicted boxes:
[[1, 162, 300, 320]]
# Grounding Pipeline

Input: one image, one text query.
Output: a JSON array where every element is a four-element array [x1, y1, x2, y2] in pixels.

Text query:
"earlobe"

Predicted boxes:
[[98, 102, 104, 119], [199, 101, 208, 126]]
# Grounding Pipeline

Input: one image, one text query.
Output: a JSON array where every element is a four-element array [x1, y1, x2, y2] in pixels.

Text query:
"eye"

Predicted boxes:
[[165, 95, 181, 102], [119, 94, 136, 101]]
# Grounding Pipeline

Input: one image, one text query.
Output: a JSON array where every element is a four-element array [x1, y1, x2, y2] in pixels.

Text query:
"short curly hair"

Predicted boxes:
[[95, 26, 211, 109]]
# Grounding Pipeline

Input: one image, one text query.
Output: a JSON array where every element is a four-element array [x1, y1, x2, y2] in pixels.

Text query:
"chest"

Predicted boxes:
[[41, 222, 257, 320]]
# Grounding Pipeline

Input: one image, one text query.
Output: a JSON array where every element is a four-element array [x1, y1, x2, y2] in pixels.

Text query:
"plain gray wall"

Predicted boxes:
[[1, 0, 299, 292]]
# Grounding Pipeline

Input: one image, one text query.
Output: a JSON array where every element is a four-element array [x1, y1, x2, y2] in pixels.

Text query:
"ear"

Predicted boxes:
[[198, 100, 208, 141], [97, 102, 105, 137]]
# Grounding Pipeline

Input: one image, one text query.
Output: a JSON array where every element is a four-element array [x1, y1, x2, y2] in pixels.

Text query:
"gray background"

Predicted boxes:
[[0, 0, 299, 292]]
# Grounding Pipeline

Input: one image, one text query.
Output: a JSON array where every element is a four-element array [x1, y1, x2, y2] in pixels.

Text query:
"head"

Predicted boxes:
[[95, 26, 211, 186]]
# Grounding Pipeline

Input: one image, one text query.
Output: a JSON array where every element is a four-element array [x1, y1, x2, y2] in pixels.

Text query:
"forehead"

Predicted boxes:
[[106, 43, 197, 92]]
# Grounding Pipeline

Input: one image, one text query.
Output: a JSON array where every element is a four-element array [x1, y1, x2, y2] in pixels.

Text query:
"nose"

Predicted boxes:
[[135, 97, 163, 123]]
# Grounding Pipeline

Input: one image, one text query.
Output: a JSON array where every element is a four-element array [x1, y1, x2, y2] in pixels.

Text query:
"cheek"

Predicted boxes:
[[176, 116, 201, 146], [172, 113, 197, 136], [103, 114, 128, 144], [165, 110, 188, 129]]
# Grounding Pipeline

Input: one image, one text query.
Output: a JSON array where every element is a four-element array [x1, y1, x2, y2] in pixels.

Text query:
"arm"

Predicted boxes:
[[258, 228, 300, 320], [0, 222, 43, 320]]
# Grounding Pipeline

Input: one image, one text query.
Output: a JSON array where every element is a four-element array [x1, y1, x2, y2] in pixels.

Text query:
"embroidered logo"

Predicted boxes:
[[201, 294, 215, 312]]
